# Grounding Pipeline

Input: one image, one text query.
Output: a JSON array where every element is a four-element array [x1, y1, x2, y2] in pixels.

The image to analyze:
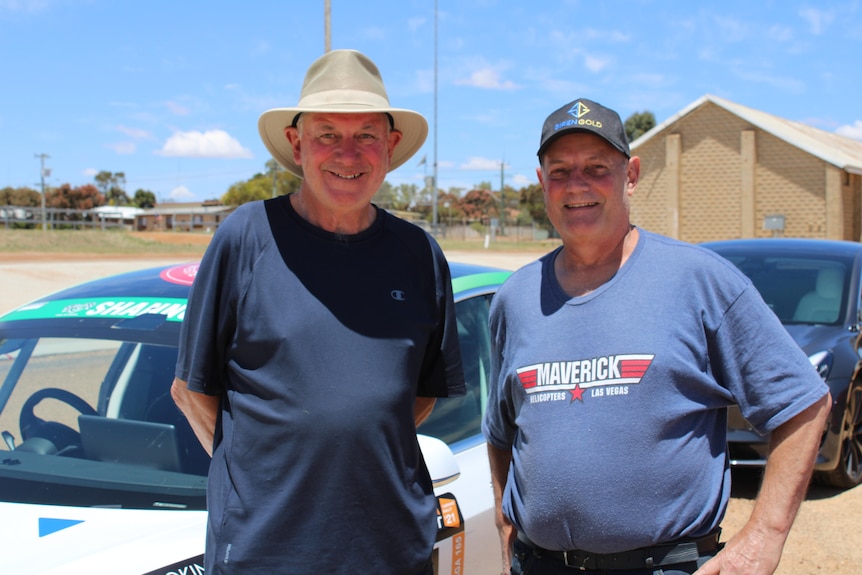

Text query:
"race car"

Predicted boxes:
[[0, 260, 511, 574]]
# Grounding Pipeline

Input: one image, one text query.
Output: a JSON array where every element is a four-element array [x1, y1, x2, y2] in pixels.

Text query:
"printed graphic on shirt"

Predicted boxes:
[[517, 354, 654, 404]]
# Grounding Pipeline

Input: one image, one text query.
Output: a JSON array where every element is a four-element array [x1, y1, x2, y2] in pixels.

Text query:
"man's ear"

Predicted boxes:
[[285, 126, 302, 165]]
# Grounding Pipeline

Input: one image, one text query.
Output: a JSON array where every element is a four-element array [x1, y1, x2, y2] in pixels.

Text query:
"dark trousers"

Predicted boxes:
[[511, 537, 720, 575]]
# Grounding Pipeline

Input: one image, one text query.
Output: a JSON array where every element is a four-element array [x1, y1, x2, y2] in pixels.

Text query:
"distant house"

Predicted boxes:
[[90, 205, 145, 230], [630, 94, 862, 243], [134, 201, 235, 232]]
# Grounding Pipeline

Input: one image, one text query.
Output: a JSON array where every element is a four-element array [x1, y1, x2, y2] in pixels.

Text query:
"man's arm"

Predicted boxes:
[[696, 392, 831, 575], [487, 442, 516, 575], [414, 397, 436, 426], [171, 377, 219, 457]]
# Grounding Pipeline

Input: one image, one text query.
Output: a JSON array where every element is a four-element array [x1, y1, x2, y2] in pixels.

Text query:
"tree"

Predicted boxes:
[[222, 174, 273, 206], [624, 111, 656, 143], [133, 189, 157, 208], [520, 183, 554, 235], [265, 159, 302, 198], [94, 171, 130, 205], [1, 186, 40, 207], [47, 183, 105, 210], [372, 180, 396, 210], [460, 189, 499, 224]]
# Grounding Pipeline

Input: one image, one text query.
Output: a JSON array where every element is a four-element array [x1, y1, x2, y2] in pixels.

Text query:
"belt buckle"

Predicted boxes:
[[562, 550, 590, 571]]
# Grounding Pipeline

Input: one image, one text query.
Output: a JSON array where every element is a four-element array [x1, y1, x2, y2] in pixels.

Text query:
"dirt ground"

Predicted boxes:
[[1, 235, 859, 572]]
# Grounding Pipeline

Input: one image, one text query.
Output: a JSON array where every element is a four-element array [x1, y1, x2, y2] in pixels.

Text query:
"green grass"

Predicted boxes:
[[0, 228, 210, 256], [0, 228, 557, 256]]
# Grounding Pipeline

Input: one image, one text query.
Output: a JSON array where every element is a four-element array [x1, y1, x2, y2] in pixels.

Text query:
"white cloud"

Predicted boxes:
[[169, 185, 195, 200], [165, 101, 191, 116], [456, 67, 519, 90], [511, 173, 535, 187], [156, 129, 253, 159], [799, 8, 834, 35], [0, 0, 48, 13], [460, 156, 504, 171], [837, 121, 862, 141], [116, 125, 152, 140], [83, 168, 98, 178], [584, 55, 610, 73], [107, 142, 136, 155]]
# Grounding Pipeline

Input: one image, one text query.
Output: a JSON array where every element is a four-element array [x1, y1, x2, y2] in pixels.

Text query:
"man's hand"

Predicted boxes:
[[695, 393, 830, 575]]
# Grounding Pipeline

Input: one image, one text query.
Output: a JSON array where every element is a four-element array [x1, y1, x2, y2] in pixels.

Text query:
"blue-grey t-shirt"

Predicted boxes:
[[176, 195, 464, 574], [483, 230, 827, 553]]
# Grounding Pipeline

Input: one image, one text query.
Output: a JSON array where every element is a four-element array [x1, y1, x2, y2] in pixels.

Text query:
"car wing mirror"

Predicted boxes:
[[417, 434, 460, 488]]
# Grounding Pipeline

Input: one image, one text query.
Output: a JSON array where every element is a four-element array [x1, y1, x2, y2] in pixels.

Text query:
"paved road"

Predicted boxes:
[[0, 250, 542, 315]]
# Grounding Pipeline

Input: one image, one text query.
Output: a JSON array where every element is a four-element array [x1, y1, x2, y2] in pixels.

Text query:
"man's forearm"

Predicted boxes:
[[695, 392, 831, 575], [751, 392, 831, 540], [171, 377, 219, 456], [487, 443, 515, 574]]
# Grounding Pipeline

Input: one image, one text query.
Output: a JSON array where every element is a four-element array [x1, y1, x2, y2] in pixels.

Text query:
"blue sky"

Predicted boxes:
[[1, 0, 860, 204]]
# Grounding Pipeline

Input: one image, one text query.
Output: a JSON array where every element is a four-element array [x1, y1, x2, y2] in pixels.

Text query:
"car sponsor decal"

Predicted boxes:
[[451, 271, 511, 295], [141, 555, 205, 575], [1, 297, 187, 323], [450, 532, 465, 575], [38, 517, 84, 537], [160, 263, 199, 286], [435, 493, 464, 542]]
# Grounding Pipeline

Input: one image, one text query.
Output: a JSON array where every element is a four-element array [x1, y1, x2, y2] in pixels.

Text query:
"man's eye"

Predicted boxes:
[[585, 165, 609, 176]]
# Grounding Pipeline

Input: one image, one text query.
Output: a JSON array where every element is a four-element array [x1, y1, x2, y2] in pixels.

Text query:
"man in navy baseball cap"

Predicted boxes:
[[484, 95, 831, 575]]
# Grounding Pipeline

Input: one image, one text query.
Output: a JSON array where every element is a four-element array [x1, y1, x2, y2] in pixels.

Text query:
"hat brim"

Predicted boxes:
[[258, 107, 428, 178]]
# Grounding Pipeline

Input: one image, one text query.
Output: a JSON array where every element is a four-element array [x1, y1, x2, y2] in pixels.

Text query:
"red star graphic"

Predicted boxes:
[[569, 385, 585, 403]]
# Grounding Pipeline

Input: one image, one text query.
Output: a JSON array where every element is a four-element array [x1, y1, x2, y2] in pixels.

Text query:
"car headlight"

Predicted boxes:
[[808, 350, 833, 381]]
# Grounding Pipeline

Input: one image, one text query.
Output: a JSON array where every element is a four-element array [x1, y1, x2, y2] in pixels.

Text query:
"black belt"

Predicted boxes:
[[516, 531, 721, 571]]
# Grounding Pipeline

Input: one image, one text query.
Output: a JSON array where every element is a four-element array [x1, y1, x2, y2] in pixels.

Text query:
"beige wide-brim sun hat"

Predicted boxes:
[[258, 49, 429, 178]]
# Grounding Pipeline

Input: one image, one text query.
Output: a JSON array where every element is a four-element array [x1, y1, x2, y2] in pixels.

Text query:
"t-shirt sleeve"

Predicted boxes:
[[175, 216, 242, 396], [482, 285, 517, 450], [712, 284, 829, 434], [416, 236, 466, 398]]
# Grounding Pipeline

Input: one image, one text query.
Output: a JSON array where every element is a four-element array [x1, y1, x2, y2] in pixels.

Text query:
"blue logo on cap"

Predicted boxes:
[[568, 101, 590, 119]]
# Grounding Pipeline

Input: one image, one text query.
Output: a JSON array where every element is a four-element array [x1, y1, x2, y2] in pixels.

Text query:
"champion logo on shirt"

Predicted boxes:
[[390, 289, 407, 301], [516, 354, 654, 404]]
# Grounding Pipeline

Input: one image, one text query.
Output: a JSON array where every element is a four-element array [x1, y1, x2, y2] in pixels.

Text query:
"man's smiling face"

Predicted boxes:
[[287, 112, 402, 217], [537, 131, 637, 246]]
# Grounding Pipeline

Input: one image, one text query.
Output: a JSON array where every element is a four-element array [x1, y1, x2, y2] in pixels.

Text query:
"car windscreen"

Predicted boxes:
[[0, 332, 207, 510], [716, 252, 852, 325]]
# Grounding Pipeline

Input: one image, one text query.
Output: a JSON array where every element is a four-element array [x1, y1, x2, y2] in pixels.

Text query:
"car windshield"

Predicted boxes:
[[0, 290, 496, 512], [717, 252, 852, 325], [0, 330, 208, 511]]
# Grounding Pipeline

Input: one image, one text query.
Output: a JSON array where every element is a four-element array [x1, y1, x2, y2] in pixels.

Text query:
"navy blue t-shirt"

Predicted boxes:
[[176, 195, 465, 574]]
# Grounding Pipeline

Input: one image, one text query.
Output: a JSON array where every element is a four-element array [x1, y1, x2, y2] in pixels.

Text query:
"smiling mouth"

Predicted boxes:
[[331, 172, 362, 180], [564, 201, 598, 209]]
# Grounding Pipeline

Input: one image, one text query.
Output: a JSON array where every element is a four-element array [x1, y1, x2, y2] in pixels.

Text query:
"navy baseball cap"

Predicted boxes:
[[537, 98, 630, 159]]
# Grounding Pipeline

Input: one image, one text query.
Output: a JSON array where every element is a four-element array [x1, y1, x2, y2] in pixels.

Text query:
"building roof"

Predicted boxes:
[[144, 204, 234, 216], [89, 205, 145, 219], [631, 94, 862, 175]]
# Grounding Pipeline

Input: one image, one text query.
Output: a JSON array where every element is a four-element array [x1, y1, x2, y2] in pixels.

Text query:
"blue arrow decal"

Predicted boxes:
[[39, 517, 84, 537]]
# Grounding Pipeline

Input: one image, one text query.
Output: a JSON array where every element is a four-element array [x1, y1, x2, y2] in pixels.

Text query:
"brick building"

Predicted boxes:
[[630, 95, 862, 243]]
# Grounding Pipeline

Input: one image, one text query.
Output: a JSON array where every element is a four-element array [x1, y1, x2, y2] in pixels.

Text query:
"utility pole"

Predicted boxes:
[[324, 0, 331, 53], [432, 0, 439, 231], [34, 153, 50, 231], [500, 159, 505, 236]]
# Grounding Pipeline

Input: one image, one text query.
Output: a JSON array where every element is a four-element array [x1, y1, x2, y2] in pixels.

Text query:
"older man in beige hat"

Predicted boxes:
[[172, 49, 464, 575]]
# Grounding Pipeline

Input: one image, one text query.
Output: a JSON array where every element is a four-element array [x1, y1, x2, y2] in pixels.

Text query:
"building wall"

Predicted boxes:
[[630, 102, 852, 243]]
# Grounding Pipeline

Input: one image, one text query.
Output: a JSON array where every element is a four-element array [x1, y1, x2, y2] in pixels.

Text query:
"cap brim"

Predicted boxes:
[[258, 107, 429, 178]]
